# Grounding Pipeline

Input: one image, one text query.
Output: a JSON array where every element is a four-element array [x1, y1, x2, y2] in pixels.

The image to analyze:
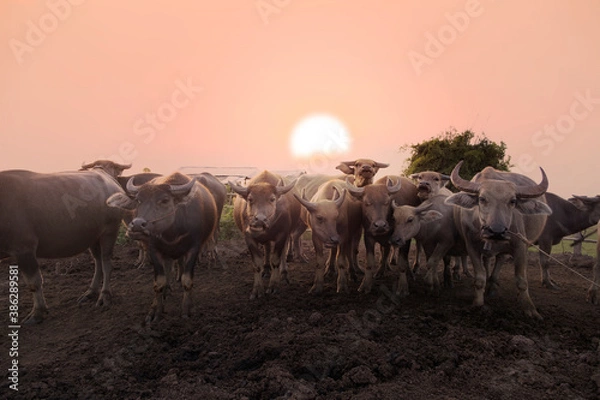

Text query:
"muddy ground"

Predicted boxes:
[[1, 238, 600, 399]]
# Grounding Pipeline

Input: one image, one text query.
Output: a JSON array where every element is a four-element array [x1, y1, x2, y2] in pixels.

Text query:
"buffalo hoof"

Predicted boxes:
[[22, 309, 47, 324], [542, 279, 561, 292], [77, 289, 99, 306], [524, 308, 543, 320], [95, 291, 112, 307], [145, 309, 162, 324]]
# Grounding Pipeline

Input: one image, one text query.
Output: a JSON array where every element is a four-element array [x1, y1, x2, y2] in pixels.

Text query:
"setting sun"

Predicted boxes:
[[289, 114, 351, 158]]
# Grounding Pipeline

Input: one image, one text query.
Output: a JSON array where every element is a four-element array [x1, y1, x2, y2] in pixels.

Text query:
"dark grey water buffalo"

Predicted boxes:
[[348, 175, 420, 295], [294, 180, 362, 293], [0, 161, 129, 323], [107, 172, 218, 322], [189, 173, 228, 268], [445, 161, 551, 319], [230, 171, 300, 299], [390, 194, 467, 293], [534, 193, 600, 290]]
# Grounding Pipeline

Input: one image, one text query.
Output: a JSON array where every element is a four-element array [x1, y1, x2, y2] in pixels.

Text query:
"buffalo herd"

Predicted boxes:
[[1, 158, 599, 324]]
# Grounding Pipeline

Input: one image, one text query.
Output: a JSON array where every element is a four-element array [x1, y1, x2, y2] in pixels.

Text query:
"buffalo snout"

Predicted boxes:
[[128, 217, 150, 238], [249, 214, 270, 231], [370, 220, 390, 235], [481, 224, 510, 240]]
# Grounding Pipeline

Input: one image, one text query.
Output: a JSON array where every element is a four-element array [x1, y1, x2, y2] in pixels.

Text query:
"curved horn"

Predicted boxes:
[[126, 176, 142, 194], [515, 167, 549, 198], [333, 187, 347, 208], [116, 163, 132, 170], [374, 162, 390, 169], [440, 174, 451, 181], [275, 178, 297, 196], [450, 161, 481, 194], [346, 181, 365, 198], [228, 181, 248, 198], [169, 177, 196, 196], [392, 199, 401, 209], [81, 161, 95, 170], [415, 201, 433, 213], [386, 177, 402, 194], [293, 188, 318, 213]]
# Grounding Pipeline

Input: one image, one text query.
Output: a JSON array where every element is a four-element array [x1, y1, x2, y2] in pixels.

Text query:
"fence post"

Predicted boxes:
[[573, 231, 584, 256]]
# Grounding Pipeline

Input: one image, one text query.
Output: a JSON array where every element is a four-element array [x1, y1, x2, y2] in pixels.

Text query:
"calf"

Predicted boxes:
[[389, 194, 467, 293], [107, 172, 218, 322], [229, 171, 300, 299]]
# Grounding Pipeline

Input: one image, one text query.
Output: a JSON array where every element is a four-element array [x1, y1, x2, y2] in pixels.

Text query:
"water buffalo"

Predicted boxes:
[[348, 175, 420, 295], [189, 173, 228, 268], [389, 194, 467, 293], [409, 170, 469, 279], [107, 172, 218, 322], [409, 171, 453, 201], [535, 193, 600, 290], [1, 161, 129, 323], [336, 159, 389, 188], [229, 171, 299, 299], [445, 161, 551, 319], [294, 180, 362, 293]]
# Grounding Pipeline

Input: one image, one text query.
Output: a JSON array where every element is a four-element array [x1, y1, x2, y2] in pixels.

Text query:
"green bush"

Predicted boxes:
[[219, 204, 243, 241]]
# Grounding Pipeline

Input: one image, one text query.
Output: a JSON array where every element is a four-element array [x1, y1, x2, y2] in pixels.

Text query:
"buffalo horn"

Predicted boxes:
[[450, 161, 481, 194], [515, 168, 549, 198]]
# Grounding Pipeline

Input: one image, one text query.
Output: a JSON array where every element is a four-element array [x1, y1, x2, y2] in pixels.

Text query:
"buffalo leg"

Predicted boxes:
[[310, 239, 326, 294], [267, 237, 288, 294], [395, 241, 411, 297], [146, 251, 168, 323], [513, 243, 541, 319], [289, 219, 309, 263], [336, 243, 352, 293], [18, 253, 48, 324], [359, 235, 377, 293], [588, 241, 600, 304], [180, 248, 200, 318], [246, 236, 265, 300], [538, 241, 559, 290]]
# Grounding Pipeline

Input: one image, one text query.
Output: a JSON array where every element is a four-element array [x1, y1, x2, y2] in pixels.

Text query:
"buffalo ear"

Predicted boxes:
[[107, 192, 137, 210], [445, 192, 478, 209], [516, 199, 553, 216], [419, 210, 443, 223], [336, 162, 355, 175]]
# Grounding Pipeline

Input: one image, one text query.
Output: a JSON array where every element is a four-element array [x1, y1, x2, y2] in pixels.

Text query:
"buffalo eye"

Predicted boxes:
[[159, 198, 170, 206], [434, 177, 439, 181], [247, 195, 254, 204], [316, 215, 324, 223], [365, 201, 372, 207], [270, 195, 276, 203], [509, 198, 517, 206], [478, 196, 487, 205], [407, 217, 414, 223]]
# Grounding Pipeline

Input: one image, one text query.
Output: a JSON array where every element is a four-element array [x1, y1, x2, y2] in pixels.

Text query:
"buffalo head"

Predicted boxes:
[[389, 201, 442, 247], [107, 173, 196, 240], [410, 171, 451, 200], [229, 178, 296, 233], [348, 177, 401, 236], [294, 186, 346, 248], [336, 159, 389, 187], [445, 161, 552, 241], [80, 160, 132, 178]]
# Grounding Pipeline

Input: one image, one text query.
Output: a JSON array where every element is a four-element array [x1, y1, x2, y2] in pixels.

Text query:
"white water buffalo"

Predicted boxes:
[[0, 161, 130, 323], [348, 175, 420, 295], [107, 172, 218, 322], [535, 193, 600, 290], [229, 171, 299, 299], [409, 171, 453, 201], [389, 194, 467, 293], [336, 159, 390, 188], [294, 180, 362, 293], [445, 161, 551, 319]]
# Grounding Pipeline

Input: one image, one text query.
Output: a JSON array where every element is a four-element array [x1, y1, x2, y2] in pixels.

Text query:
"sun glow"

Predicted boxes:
[[290, 114, 351, 157]]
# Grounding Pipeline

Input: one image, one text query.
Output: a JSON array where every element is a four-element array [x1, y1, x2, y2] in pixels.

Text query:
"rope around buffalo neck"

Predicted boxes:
[[507, 230, 599, 288]]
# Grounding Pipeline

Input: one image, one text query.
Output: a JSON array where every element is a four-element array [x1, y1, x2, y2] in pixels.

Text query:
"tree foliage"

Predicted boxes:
[[401, 128, 512, 181]]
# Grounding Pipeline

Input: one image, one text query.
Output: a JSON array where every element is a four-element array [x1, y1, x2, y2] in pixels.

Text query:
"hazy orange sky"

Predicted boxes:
[[1, 0, 599, 197]]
